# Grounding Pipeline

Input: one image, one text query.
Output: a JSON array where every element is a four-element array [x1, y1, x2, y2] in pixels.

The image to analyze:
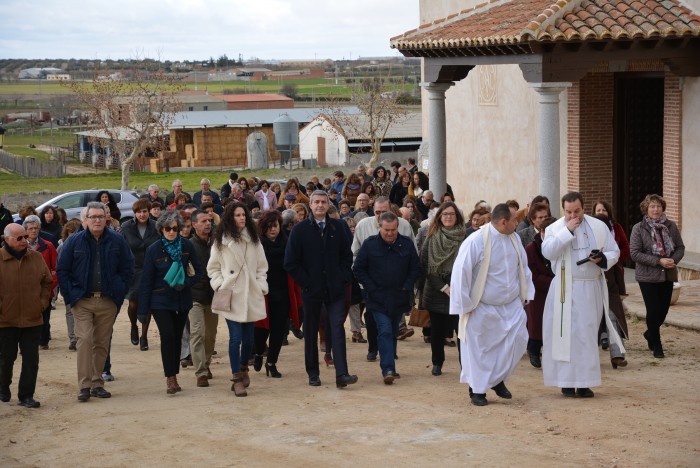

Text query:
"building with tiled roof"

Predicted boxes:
[[390, 0, 700, 265]]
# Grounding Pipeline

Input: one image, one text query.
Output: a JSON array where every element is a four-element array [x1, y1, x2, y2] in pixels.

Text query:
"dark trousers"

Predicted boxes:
[[151, 309, 188, 377], [527, 338, 543, 355], [0, 326, 41, 400], [303, 296, 348, 378], [365, 309, 377, 353], [254, 296, 290, 364], [638, 281, 674, 345], [429, 312, 458, 366], [39, 305, 51, 346], [371, 309, 401, 376]]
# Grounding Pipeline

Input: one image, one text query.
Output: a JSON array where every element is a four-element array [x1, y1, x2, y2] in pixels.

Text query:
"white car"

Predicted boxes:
[[13, 189, 140, 223]]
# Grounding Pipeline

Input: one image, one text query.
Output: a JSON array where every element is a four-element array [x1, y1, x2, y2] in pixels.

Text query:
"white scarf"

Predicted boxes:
[[457, 225, 529, 341]]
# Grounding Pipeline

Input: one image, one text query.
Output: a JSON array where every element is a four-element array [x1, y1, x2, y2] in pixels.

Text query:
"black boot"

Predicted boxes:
[[253, 355, 263, 372]]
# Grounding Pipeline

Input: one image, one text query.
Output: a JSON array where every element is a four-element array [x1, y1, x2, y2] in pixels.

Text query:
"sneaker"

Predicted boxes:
[[102, 372, 115, 382], [397, 327, 415, 341]]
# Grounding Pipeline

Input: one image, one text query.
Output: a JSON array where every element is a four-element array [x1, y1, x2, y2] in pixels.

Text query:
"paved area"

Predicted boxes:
[[624, 270, 700, 332]]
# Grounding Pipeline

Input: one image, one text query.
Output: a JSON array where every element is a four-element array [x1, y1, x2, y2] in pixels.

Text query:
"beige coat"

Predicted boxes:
[[207, 229, 268, 323]]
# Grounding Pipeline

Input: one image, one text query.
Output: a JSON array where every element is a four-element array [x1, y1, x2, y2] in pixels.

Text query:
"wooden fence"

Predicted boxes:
[[0, 150, 65, 178]]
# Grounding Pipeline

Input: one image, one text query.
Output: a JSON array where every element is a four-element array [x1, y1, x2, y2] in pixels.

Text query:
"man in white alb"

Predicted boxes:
[[450, 204, 534, 406], [541, 192, 621, 398]]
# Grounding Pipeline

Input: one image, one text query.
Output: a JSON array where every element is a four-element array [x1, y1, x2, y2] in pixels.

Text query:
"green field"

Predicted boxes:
[[0, 165, 343, 197], [0, 78, 418, 99]]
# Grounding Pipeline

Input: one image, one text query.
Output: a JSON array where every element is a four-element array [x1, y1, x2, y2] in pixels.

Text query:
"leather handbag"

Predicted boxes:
[[408, 307, 430, 328], [211, 289, 232, 311]]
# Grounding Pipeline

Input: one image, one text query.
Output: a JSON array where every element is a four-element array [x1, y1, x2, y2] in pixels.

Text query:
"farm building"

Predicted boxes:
[[167, 107, 360, 169], [298, 112, 422, 166], [211, 93, 294, 110]]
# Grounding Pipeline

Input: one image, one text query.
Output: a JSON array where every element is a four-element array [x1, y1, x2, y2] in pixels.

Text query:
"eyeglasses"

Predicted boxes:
[[9, 235, 28, 241], [441, 212, 457, 217], [87, 215, 106, 221], [163, 226, 180, 233]]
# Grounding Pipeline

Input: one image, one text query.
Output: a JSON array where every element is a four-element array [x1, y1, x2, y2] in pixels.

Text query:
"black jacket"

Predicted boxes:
[[353, 233, 420, 314], [190, 233, 214, 305], [120, 218, 159, 271], [284, 216, 353, 302], [262, 232, 289, 302]]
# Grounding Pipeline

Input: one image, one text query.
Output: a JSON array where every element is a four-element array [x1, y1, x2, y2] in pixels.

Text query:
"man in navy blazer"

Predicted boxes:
[[284, 190, 358, 389], [353, 212, 420, 384]]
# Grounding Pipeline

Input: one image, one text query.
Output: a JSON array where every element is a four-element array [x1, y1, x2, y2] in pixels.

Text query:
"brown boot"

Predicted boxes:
[[240, 365, 250, 388], [173, 375, 182, 392], [196, 375, 209, 387], [166, 376, 177, 394], [231, 372, 247, 397]]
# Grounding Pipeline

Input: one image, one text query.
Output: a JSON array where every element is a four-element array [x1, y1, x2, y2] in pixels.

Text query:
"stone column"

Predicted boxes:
[[421, 82, 453, 198], [529, 82, 571, 217]]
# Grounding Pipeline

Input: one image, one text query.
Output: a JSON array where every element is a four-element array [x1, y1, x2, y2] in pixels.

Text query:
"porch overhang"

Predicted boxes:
[[390, 0, 700, 82]]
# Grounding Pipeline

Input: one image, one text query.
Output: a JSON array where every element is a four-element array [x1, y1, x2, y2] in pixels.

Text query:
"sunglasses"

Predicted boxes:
[[10, 235, 29, 241], [163, 226, 180, 233]]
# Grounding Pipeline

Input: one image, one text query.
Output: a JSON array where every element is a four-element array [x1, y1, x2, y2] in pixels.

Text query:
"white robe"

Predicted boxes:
[[541, 215, 620, 388], [450, 225, 535, 393]]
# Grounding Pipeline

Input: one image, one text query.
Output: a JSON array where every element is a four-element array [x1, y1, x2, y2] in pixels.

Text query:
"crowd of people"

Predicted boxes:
[[0, 159, 685, 408]]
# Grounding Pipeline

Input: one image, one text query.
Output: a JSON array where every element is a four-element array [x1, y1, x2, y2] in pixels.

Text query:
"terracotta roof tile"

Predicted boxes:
[[390, 0, 700, 53]]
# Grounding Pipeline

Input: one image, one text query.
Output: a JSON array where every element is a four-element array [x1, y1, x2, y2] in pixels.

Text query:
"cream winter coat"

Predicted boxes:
[[207, 228, 268, 323]]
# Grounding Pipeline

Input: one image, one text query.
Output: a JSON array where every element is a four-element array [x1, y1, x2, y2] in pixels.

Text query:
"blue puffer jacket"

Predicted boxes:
[[57, 228, 134, 309], [353, 233, 420, 314], [137, 237, 202, 317]]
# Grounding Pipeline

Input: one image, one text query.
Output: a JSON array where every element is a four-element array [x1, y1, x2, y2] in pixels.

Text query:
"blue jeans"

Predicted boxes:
[[226, 320, 254, 373], [371, 309, 401, 376]]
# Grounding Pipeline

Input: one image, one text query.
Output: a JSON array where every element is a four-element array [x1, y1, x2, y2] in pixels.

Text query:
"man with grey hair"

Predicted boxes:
[[416, 190, 434, 220], [280, 209, 298, 237], [284, 190, 357, 388], [165, 179, 191, 206], [57, 202, 134, 402], [352, 197, 417, 359], [353, 212, 420, 384], [140, 184, 165, 206], [193, 178, 221, 207], [0, 223, 53, 408]]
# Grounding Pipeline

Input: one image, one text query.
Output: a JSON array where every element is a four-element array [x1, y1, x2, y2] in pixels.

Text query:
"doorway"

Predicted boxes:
[[613, 73, 664, 236]]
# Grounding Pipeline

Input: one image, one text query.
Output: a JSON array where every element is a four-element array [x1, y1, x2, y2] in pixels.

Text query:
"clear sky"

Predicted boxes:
[[1, 0, 420, 61]]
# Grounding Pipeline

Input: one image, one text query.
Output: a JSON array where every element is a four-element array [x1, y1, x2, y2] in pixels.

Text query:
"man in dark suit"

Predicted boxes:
[[284, 190, 358, 389]]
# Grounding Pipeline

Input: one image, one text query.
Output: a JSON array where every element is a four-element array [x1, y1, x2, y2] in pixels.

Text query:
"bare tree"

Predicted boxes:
[[322, 77, 407, 168], [64, 63, 183, 189]]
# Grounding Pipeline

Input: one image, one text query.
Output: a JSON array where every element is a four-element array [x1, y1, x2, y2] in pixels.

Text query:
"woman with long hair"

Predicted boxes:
[[277, 179, 310, 207], [371, 165, 393, 199], [360, 181, 377, 204], [139, 211, 202, 395], [39, 205, 62, 246], [253, 210, 290, 378], [390, 171, 411, 207], [420, 202, 466, 376], [96, 190, 121, 221], [630, 194, 684, 359], [208, 202, 268, 397], [121, 199, 160, 351], [412, 171, 429, 198], [341, 173, 363, 207]]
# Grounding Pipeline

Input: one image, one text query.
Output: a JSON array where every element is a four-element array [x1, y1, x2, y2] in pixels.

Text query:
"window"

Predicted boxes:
[[188, 106, 194, 111], [54, 193, 83, 210], [203, 106, 208, 111]]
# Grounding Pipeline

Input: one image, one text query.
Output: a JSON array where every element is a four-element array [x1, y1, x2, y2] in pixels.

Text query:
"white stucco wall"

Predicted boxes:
[[298, 118, 348, 166], [681, 76, 700, 253], [419, 0, 569, 209]]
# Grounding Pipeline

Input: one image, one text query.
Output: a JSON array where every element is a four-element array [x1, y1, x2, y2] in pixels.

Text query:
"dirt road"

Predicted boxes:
[[1, 297, 698, 467]]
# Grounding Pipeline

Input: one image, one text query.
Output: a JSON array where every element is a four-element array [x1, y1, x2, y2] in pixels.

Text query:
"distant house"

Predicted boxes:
[[211, 93, 294, 111], [18, 67, 63, 79], [46, 74, 70, 81], [298, 112, 422, 166]]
